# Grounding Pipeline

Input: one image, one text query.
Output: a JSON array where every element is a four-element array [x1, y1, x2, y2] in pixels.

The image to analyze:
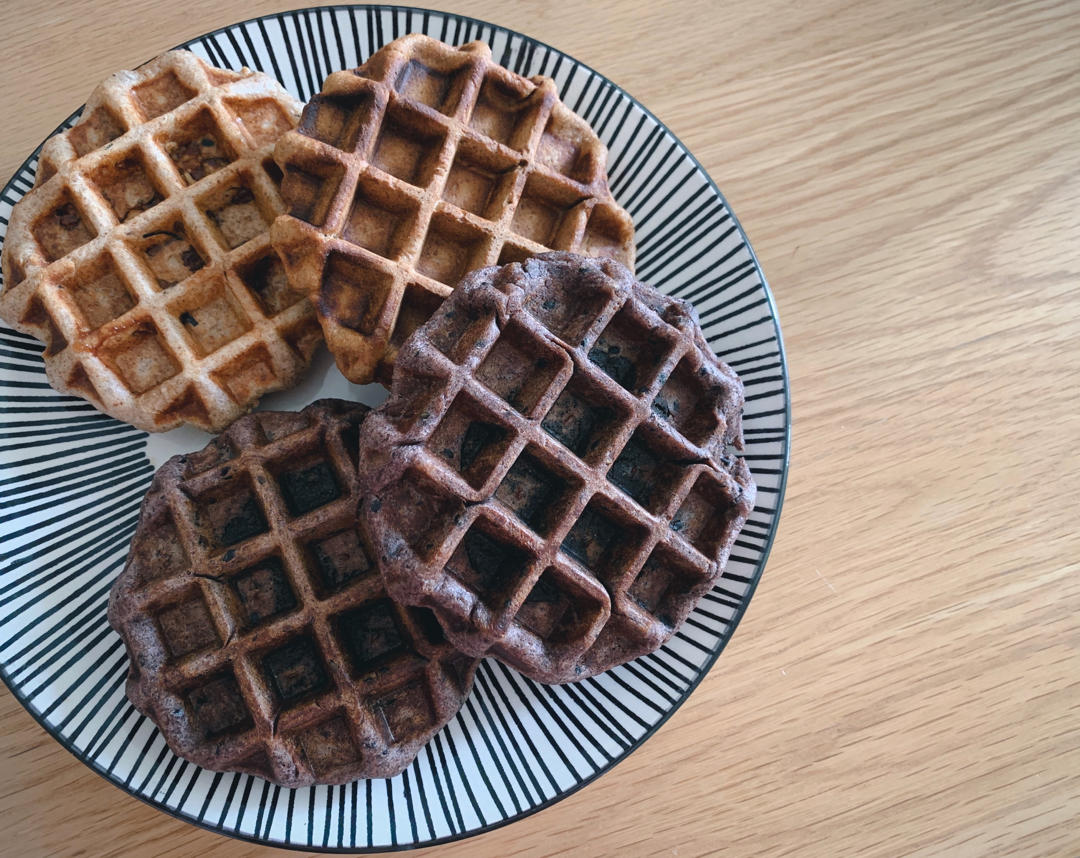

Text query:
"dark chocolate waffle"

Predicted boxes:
[[358, 252, 755, 684], [108, 400, 478, 786]]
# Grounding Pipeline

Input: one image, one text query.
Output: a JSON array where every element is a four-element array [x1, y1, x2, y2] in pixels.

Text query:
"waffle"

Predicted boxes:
[[108, 400, 478, 786], [0, 51, 321, 433], [271, 34, 635, 385], [358, 253, 755, 684]]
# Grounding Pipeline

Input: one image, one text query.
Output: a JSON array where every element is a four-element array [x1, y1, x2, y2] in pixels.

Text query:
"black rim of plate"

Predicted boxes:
[[0, 5, 790, 852]]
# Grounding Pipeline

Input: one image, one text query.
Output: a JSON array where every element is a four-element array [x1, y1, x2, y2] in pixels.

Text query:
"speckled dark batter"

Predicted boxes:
[[358, 252, 756, 684], [108, 400, 478, 786]]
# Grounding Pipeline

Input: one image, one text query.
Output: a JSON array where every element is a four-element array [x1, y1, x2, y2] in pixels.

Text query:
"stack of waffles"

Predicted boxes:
[[0, 36, 753, 786]]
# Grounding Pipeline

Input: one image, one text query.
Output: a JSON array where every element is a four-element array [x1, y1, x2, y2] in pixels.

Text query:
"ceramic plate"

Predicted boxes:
[[0, 6, 789, 851]]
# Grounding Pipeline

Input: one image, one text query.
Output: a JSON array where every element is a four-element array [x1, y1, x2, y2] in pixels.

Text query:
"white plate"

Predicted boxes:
[[0, 6, 789, 852]]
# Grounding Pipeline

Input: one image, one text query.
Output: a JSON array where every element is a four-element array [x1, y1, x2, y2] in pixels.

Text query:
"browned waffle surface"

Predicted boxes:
[[108, 400, 478, 786], [272, 33, 635, 385], [0, 51, 321, 432], [359, 253, 755, 684]]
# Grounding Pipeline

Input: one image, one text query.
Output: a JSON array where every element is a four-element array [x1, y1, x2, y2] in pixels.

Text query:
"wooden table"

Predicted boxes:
[[2, 0, 1078, 855]]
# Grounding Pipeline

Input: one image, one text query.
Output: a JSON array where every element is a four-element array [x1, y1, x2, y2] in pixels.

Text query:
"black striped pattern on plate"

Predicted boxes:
[[0, 6, 789, 852]]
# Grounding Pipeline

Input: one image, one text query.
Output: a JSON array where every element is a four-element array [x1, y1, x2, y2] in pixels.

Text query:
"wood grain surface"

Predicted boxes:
[[2, 0, 1078, 855]]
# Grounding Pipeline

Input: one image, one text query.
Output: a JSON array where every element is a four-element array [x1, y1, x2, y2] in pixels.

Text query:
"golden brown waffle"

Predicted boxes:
[[358, 253, 755, 684], [0, 51, 321, 432], [108, 400, 478, 786], [271, 34, 635, 385]]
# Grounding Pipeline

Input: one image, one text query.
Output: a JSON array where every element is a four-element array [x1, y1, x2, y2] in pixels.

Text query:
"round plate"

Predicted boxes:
[[0, 6, 789, 852]]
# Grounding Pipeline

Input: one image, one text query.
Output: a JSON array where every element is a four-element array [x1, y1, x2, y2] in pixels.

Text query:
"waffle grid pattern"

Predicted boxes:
[[0, 10, 787, 849], [0, 51, 320, 432], [361, 254, 755, 683], [108, 401, 477, 787], [272, 34, 635, 384]]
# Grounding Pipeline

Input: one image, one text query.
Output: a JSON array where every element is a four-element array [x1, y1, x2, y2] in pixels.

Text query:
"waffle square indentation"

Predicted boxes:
[[475, 320, 564, 416], [156, 593, 220, 659], [510, 172, 581, 248], [320, 251, 395, 335], [159, 108, 238, 183], [133, 69, 197, 120], [161, 109, 237, 184], [99, 321, 180, 394], [374, 682, 436, 744], [187, 672, 252, 739], [415, 210, 488, 287], [394, 59, 470, 115], [68, 106, 125, 157], [336, 599, 408, 676], [174, 275, 253, 357], [653, 357, 723, 446], [261, 636, 330, 707], [536, 111, 597, 183], [85, 149, 166, 223], [230, 557, 297, 628], [298, 90, 377, 152], [390, 282, 445, 349], [428, 392, 514, 490], [276, 460, 341, 517], [192, 479, 268, 551], [223, 95, 295, 148], [308, 528, 374, 594], [371, 103, 447, 187], [199, 178, 272, 250], [541, 374, 624, 464], [32, 191, 96, 262], [515, 565, 605, 644], [495, 447, 576, 537], [671, 472, 741, 559], [136, 516, 190, 582], [581, 202, 632, 261], [280, 158, 344, 227], [425, 302, 494, 363], [236, 251, 307, 317], [378, 469, 465, 561], [468, 73, 537, 150], [495, 238, 535, 267], [445, 523, 533, 614], [340, 174, 419, 259], [561, 497, 647, 589], [442, 140, 519, 219], [211, 345, 279, 404], [136, 220, 206, 290], [64, 252, 136, 330], [607, 427, 688, 515], [299, 715, 361, 777], [589, 304, 675, 394], [521, 259, 612, 347], [628, 543, 710, 626]]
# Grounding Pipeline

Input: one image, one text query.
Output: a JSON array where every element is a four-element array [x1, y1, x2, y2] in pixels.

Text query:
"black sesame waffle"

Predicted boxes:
[[358, 253, 755, 684], [108, 400, 478, 786], [271, 33, 634, 385], [0, 51, 320, 432]]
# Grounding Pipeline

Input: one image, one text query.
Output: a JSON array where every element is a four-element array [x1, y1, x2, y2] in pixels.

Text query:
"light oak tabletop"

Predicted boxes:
[[1, 0, 1078, 856]]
